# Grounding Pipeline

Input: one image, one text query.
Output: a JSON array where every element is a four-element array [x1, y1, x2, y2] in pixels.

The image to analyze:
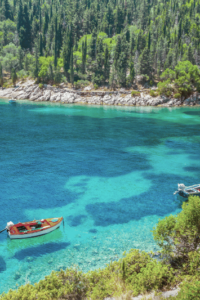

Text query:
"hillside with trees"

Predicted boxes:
[[0, 0, 200, 94]]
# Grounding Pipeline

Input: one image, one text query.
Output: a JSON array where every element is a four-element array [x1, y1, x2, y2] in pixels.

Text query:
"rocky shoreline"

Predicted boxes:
[[1, 80, 200, 107]]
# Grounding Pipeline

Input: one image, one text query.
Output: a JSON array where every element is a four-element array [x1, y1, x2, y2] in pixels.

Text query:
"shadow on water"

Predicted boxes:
[[89, 228, 98, 233], [0, 256, 6, 273], [183, 111, 200, 116], [13, 242, 70, 261], [68, 214, 87, 227], [86, 173, 193, 226]]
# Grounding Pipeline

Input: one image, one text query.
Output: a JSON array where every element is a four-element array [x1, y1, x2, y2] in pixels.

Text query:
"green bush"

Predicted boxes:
[[74, 80, 90, 89], [175, 279, 200, 299], [131, 90, 140, 97], [174, 93, 181, 99], [39, 83, 43, 89], [157, 79, 173, 97], [94, 83, 98, 90], [153, 196, 200, 264], [150, 90, 158, 97]]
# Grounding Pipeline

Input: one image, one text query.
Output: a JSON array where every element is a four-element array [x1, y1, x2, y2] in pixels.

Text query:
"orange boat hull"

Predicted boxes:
[[8, 217, 63, 239]]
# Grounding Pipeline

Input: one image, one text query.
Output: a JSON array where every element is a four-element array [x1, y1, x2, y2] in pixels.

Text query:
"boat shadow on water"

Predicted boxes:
[[7, 229, 64, 256], [13, 241, 70, 261]]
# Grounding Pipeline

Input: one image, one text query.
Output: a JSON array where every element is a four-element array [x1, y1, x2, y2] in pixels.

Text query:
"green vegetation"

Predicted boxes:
[[0, 0, 199, 95], [149, 90, 158, 97], [2, 196, 200, 299], [131, 90, 140, 96], [158, 61, 200, 98]]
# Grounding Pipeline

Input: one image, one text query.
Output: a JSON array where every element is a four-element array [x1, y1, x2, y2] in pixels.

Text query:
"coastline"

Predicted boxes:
[[1, 80, 200, 107]]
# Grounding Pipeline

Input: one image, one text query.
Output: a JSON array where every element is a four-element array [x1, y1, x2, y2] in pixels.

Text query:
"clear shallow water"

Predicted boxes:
[[0, 100, 200, 293]]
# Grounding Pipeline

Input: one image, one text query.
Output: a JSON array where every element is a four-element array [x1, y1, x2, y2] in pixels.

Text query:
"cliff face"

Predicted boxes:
[[1, 81, 200, 107]]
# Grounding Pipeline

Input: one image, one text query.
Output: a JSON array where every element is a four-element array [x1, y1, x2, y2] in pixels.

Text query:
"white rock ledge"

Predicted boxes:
[[0, 84, 200, 107]]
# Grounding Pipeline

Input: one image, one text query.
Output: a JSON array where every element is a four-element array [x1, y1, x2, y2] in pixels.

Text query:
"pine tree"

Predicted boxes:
[[63, 32, 71, 78], [139, 47, 151, 76], [90, 30, 96, 60], [54, 17, 57, 67], [18, 47, 23, 70], [130, 33, 135, 56], [130, 60, 135, 83], [148, 31, 151, 50], [3, 22, 7, 45], [23, 4, 32, 49], [17, 0, 23, 33], [11, 68, 17, 86], [188, 45, 195, 65], [39, 34, 43, 56], [70, 49, 74, 86], [33, 43, 39, 79], [0, 63, 3, 87], [3, 0, 13, 20], [104, 45, 110, 81]]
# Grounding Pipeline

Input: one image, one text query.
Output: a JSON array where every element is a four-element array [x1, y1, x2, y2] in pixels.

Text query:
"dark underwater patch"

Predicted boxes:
[[183, 111, 200, 116], [68, 214, 87, 227], [0, 256, 6, 273], [14, 242, 70, 261], [89, 228, 98, 233], [86, 173, 195, 226]]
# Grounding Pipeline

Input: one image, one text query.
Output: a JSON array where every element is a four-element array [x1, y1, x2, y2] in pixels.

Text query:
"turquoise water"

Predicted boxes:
[[0, 100, 200, 293]]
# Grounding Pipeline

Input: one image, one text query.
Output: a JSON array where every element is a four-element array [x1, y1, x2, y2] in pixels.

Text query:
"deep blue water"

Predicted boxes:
[[0, 99, 200, 293]]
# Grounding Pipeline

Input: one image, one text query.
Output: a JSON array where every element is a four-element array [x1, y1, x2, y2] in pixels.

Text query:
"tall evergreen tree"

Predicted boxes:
[[3, 0, 13, 20], [54, 17, 57, 67], [104, 45, 110, 81], [39, 34, 43, 56], [188, 45, 195, 65], [11, 68, 17, 86], [63, 32, 71, 78], [130, 60, 135, 83], [0, 63, 3, 87], [139, 47, 151, 76], [70, 49, 74, 85], [33, 43, 39, 78]]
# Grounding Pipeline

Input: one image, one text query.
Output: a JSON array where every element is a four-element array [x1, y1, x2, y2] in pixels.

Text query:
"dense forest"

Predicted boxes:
[[0, 0, 200, 90]]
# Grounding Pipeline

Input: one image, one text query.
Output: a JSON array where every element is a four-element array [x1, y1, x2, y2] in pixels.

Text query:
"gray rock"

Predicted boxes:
[[50, 93, 58, 102], [55, 92, 61, 102], [19, 92, 30, 100], [30, 92, 42, 101], [84, 86, 92, 91], [61, 92, 72, 102], [43, 90, 51, 101]]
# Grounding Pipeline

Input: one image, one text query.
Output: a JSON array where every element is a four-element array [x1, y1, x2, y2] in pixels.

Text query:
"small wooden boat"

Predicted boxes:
[[174, 183, 200, 198], [6, 217, 63, 239], [9, 99, 16, 104]]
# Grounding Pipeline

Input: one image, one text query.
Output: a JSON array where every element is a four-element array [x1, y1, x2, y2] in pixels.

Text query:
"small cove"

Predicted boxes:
[[0, 99, 200, 293]]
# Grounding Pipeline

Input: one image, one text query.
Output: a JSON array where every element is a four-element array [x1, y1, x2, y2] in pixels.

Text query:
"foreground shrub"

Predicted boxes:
[[131, 90, 140, 97], [120, 250, 175, 295], [175, 279, 200, 299], [0, 250, 176, 300], [153, 196, 200, 265]]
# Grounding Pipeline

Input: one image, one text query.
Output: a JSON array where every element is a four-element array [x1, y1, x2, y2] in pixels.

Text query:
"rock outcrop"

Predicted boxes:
[[0, 81, 199, 107]]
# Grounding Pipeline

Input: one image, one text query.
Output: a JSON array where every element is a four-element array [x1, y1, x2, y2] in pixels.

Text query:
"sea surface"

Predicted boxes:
[[0, 99, 200, 293]]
